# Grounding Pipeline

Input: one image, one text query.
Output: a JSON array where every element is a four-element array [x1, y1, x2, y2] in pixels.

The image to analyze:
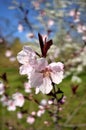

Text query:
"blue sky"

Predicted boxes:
[[0, 0, 86, 44], [0, 0, 54, 42], [0, 0, 54, 43], [0, 0, 32, 43]]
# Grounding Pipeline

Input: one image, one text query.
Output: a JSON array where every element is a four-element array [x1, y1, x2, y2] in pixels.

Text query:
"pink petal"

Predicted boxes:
[[19, 65, 33, 75], [50, 71, 64, 84], [49, 62, 64, 72], [39, 77, 52, 94], [36, 58, 48, 71], [17, 46, 36, 65], [17, 50, 28, 64], [23, 46, 36, 57], [29, 72, 43, 87]]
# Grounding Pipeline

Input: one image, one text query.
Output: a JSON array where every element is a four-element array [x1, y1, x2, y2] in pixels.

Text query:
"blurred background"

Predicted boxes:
[[0, 0, 86, 130]]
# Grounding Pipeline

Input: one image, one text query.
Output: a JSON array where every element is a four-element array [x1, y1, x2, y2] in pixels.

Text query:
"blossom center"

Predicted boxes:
[[42, 68, 51, 77]]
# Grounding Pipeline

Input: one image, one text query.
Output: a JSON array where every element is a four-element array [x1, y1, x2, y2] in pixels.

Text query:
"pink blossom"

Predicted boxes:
[[24, 82, 32, 93], [27, 116, 35, 124], [82, 36, 86, 41], [18, 24, 23, 32], [48, 20, 54, 27], [5, 50, 12, 57], [74, 17, 80, 23], [29, 58, 64, 94], [0, 81, 5, 95], [37, 109, 45, 117], [12, 92, 25, 107], [32, 1, 40, 10], [40, 99, 47, 106], [69, 10, 75, 17], [77, 24, 83, 33], [31, 111, 36, 116], [7, 100, 16, 111], [0, 95, 8, 106], [17, 46, 37, 75], [82, 25, 86, 31], [48, 100, 53, 105], [26, 33, 34, 38], [17, 112, 23, 119], [9, 56, 16, 62]]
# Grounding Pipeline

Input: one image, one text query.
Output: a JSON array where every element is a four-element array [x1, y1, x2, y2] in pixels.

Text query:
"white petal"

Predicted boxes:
[[35, 87, 40, 94], [29, 72, 43, 87], [17, 46, 36, 65], [39, 77, 52, 94], [51, 71, 63, 84], [36, 58, 48, 71], [49, 62, 64, 72], [23, 46, 35, 56], [19, 65, 33, 75], [17, 50, 28, 64]]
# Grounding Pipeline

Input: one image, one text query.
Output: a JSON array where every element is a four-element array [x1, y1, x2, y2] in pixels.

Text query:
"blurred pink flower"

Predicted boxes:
[[69, 10, 75, 16], [18, 24, 23, 32], [12, 92, 25, 107], [31, 111, 36, 116], [17, 112, 23, 119], [82, 36, 86, 41], [24, 82, 32, 93], [0, 95, 8, 106], [32, 1, 40, 10], [37, 109, 45, 117], [40, 99, 47, 106], [48, 100, 53, 105], [5, 50, 12, 57], [29, 58, 64, 94], [9, 56, 16, 62], [26, 33, 34, 38], [82, 25, 86, 31], [7, 100, 16, 111], [77, 24, 83, 33], [27, 116, 35, 124], [48, 20, 54, 27], [0, 81, 5, 95]]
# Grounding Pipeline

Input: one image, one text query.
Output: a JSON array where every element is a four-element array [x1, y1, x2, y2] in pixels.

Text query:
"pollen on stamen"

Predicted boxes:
[[42, 68, 51, 77]]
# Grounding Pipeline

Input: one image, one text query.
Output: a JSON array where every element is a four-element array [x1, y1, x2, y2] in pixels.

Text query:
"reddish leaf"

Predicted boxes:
[[71, 84, 79, 94], [38, 33, 44, 56], [0, 73, 8, 82], [43, 39, 53, 57], [38, 33, 53, 57]]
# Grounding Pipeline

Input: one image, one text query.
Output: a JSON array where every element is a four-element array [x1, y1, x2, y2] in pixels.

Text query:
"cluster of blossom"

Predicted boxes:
[[71, 75, 82, 84], [0, 92, 24, 111], [62, 44, 86, 78], [16, 96, 66, 125], [5, 48, 16, 62], [17, 39, 64, 94], [14, 33, 65, 125], [77, 24, 86, 43], [0, 34, 65, 128], [69, 9, 80, 23], [47, 45, 60, 61], [68, 9, 86, 44]]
